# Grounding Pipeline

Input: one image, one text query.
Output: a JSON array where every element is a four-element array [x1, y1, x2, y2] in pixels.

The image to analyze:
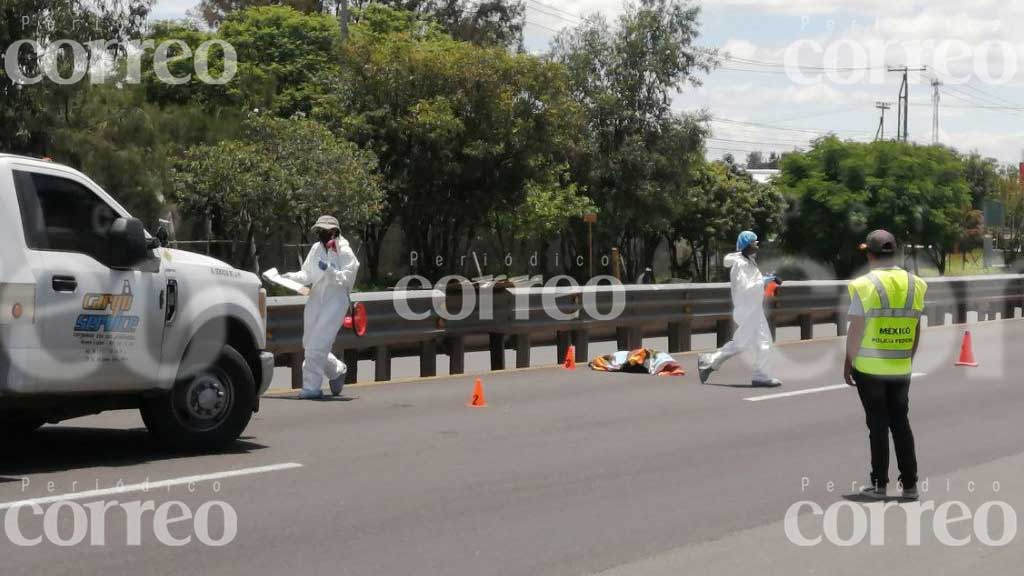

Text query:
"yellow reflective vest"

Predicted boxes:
[[848, 268, 928, 376]]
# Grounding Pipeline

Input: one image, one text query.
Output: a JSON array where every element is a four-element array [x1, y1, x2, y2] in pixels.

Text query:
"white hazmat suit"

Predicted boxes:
[[283, 238, 360, 395], [699, 252, 776, 383]]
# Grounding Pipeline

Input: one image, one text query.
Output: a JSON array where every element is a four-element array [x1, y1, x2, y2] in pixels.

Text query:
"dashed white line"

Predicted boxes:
[[0, 462, 304, 510], [745, 373, 927, 402]]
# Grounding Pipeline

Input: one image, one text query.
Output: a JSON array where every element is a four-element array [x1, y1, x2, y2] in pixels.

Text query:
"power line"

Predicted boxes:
[[525, 0, 583, 22], [941, 89, 1024, 114], [950, 79, 1023, 109], [717, 66, 794, 76], [525, 3, 581, 25], [711, 117, 874, 136], [708, 136, 809, 147], [523, 19, 562, 34], [722, 54, 883, 72]]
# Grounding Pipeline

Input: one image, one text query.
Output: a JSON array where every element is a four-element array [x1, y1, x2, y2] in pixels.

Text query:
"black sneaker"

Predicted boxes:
[[901, 485, 919, 500]]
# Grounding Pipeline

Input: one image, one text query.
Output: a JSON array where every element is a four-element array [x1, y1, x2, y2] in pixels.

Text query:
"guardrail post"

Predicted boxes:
[[447, 336, 466, 375], [836, 310, 848, 336], [956, 303, 968, 324], [290, 353, 303, 390], [615, 327, 642, 350], [420, 339, 437, 377], [799, 314, 814, 340], [668, 321, 691, 353], [344, 349, 358, 384], [572, 330, 590, 363], [515, 333, 531, 368], [489, 333, 506, 371], [556, 331, 571, 363], [374, 346, 391, 381], [716, 320, 733, 348]]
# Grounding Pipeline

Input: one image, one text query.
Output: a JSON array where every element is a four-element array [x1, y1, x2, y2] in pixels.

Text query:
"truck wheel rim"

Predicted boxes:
[[175, 369, 234, 431]]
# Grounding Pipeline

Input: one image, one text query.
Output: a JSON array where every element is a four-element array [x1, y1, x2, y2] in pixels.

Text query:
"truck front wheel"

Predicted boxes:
[[0, 420, 45, 437], [141, 344, 255, 451]]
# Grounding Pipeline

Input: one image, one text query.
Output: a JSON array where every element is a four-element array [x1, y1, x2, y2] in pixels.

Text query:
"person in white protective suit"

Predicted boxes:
[[697, 231, 783, 387], [283, 215, 360, 399]]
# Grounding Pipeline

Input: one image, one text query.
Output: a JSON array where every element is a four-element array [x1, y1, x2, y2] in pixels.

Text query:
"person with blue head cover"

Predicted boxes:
[[736, 230, 758, 252], [698, 231, 783, 387]]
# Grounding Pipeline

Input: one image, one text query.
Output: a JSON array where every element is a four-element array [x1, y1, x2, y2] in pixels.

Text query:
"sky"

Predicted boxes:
[[149, 0, 1024, 166]]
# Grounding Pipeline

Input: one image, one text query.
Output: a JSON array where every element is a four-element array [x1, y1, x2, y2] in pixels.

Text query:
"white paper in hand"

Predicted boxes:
[[263, 268, 309, 296]]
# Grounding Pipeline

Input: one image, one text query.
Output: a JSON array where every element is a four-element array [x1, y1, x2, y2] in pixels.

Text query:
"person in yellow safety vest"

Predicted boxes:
[[844, 230, 927, 501]]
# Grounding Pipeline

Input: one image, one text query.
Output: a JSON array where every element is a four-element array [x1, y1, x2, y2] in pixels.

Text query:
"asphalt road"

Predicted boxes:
[[2, 318, 1023, 575]]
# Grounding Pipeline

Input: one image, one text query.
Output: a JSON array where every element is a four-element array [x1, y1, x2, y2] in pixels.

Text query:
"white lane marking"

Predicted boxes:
[[0, 462, 303, 510], [744, 373, 927, 402]]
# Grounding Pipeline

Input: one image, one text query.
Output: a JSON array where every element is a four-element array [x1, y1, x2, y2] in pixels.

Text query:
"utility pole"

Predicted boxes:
[[931, 78, 942, 145], [875, 102, 892, 141], [888, 66, 928, 142]]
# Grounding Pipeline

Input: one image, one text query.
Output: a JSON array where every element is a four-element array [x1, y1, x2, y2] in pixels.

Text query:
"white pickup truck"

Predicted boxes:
[[0, 154, 273, 450]]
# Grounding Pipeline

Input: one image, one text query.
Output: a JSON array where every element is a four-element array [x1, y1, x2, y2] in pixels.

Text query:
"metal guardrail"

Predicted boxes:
[[266, 275, 1024, 387]]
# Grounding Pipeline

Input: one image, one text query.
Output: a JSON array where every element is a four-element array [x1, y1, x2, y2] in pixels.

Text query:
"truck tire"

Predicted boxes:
[[1, 420, 44, 437], [141, 344, 255, 451]]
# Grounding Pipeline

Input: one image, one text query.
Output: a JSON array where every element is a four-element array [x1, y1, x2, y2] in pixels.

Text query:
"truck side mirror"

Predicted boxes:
[[108, 217, 149, 269], [156, 225, 169, 248]]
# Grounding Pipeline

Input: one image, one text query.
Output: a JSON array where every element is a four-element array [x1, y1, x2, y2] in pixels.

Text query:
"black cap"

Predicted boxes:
[[860, 230, 897, 255]]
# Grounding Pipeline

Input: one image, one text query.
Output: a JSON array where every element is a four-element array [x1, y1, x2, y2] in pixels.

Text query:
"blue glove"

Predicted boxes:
[[762, 274, 777, 284], [318, 260, 328, 271]]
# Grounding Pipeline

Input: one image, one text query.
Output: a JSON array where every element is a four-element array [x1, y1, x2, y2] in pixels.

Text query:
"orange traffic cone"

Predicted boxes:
[[955, 331, 979, 367], [563, 345, 577, 370], [467, 377, 487, 407]]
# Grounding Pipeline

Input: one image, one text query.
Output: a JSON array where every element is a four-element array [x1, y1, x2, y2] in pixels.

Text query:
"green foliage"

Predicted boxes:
[[488, 166, 596, 272], [1, 0, 155, 154], [172, 114, 384, 271], [551, 0, 716, 278], [778, 137, 971, 277], [319, 5, 582, 280], [961, 152, 1002, 208], [145, 7, 340, 116], [673, 160, 784, 280], [196, 0, 326, 27]]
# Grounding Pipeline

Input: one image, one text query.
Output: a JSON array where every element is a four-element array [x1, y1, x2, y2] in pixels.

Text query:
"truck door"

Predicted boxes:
[[11, 168, 166, 393]]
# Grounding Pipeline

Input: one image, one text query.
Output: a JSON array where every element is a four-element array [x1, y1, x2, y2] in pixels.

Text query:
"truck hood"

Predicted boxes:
[[160, 248, 259, 284]]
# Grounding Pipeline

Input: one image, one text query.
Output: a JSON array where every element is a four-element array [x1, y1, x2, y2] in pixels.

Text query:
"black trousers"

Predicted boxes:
[[853, 369, 918, 488]]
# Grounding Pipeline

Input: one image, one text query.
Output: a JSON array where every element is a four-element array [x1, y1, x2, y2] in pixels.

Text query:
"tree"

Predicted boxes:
[[144, 7, 341, 117], [672, 160, 783, 281], [319, 5, 581, 282], [551, 0, 716, 278], [172, 114, 384, 271], [195, 0, 325, 27], [778, 137, 971, 277], [745, 150, 783, 170], [996, 164, 1023, 264], [962, 152, 1001, 208], [1, 0, 154, 154], [488, 166, 597, 274], [194, 0, 525, 48]]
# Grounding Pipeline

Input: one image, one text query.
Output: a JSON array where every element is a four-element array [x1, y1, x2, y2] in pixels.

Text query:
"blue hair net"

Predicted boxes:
[[736, 231, 758, 252]]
